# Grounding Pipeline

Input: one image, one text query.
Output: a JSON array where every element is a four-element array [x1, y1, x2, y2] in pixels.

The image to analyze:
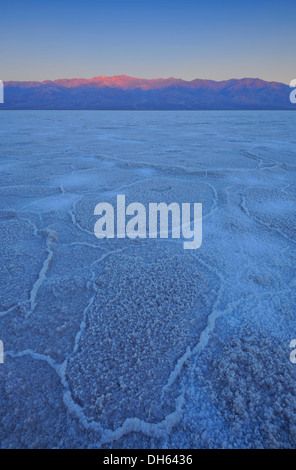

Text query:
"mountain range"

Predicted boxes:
[[1, 75, 294, 110]]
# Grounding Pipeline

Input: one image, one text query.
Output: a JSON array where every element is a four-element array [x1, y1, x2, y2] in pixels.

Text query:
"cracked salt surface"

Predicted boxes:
[[0, 110, 296, 448]]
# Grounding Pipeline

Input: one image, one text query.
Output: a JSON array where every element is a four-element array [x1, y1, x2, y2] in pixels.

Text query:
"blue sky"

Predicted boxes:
[[0, 0, 294, 83]]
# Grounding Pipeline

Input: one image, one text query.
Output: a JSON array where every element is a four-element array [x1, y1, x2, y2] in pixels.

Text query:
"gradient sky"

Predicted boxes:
[[0, 0, 294, 84]]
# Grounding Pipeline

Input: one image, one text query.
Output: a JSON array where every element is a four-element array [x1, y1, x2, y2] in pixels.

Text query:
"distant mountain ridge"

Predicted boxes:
[[1, 75, 294, 110]]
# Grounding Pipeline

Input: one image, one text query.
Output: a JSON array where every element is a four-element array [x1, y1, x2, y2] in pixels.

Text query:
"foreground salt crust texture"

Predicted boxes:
[[0, 111, 295, 448]]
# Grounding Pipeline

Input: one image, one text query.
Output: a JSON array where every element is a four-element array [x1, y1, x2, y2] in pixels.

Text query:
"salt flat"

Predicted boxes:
[[0, 110, 295, 448]]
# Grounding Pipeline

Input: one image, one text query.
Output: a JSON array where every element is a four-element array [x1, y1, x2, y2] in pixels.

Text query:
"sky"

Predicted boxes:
[[0, 0, 294, 84]]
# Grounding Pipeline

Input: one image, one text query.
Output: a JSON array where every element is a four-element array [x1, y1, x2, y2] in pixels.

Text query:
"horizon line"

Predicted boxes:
[[3, 75, 290, 86]]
